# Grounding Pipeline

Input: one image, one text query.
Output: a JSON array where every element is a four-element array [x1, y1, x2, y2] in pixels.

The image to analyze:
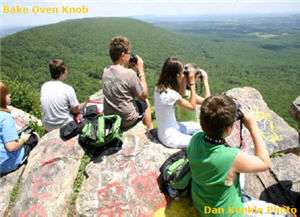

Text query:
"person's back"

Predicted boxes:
[[188, 131, 243, 217], [103, 65, 143, 127], [41, 80, 78, 131], [40, 59, 80, 132], [187, 95, 294, 217], [103, 36, 152, 130]]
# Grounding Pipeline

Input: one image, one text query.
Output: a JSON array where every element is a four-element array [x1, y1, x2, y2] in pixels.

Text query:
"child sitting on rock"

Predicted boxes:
[[187, 94, 294, 217], [154, 57, 210, 148], [0, 82, 39, 175]]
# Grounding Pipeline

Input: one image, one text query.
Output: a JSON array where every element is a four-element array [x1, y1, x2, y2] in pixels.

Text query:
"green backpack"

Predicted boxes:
[[159, 150, 191, 199], [79, 114, 123, 157]]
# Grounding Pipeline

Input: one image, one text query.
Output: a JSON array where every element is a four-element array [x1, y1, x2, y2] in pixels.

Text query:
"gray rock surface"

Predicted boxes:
[[2, 88, 299, 217], [89, 89, 104, 101], [76, 124, 180, 217], [10, 129, 84, 217], [8, 106, 42, 130], [225, 87, 299, 154], [0, 166, 25, 217], [0, 106, 40, 217], [244, 153, 300, 207]]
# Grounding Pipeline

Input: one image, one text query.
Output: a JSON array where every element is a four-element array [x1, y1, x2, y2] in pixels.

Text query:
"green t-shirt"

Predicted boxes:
[[175, 90, 197, 122], [187, 131, 244, 217]]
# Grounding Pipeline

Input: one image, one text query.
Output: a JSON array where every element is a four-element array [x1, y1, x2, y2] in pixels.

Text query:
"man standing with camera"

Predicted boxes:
[[102, 36, 152, 130]]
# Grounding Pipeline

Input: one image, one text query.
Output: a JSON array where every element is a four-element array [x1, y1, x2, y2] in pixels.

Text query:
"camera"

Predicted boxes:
[[129, 54, 138, 64], [183, 66, 203, 80], [236, 103, 244, 121], [17, 126, 33, 136]]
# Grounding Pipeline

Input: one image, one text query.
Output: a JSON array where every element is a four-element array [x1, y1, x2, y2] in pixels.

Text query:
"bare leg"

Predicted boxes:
[[143, 99, 153, 130]]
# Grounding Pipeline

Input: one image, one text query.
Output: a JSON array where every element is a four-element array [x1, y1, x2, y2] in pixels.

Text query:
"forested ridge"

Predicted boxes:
[[1, 16, 299, 129]]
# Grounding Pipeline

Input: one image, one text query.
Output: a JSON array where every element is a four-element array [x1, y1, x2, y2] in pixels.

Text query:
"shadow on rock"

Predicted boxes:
[[259, 180, 300, 216]]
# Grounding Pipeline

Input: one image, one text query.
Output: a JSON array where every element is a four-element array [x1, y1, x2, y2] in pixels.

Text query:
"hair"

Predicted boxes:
[[200, 95, 237, 138], [0, 82, 10, 113], [49, 59, 67, 80], [156, 57, 184, 93], [109, 36, 131, 62], [185, 63, 199, 70]]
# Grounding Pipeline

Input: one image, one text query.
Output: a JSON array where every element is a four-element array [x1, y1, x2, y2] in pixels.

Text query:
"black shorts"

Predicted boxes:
[[121, 99, 148, 131], [135, 99, 147, 117]]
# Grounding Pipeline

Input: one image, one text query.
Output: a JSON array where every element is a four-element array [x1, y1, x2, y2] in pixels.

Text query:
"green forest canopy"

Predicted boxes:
[[1, 16, 299, 129]]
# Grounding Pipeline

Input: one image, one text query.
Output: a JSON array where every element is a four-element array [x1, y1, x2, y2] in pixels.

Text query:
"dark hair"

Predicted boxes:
[[49, 59, 67, 79], [109, 36, 131, 62], [156, 57, 184, 93], [0, 82, 10, 112], [200, 95, 237, 138]]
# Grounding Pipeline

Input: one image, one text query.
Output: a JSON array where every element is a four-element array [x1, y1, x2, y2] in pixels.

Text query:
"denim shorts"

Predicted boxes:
[[178, 121, 200, 136]]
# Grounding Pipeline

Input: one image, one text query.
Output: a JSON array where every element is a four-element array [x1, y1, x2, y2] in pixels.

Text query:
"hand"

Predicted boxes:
[[188, 68, 195, 84], [200, 69, 208, 82], [135, 55, 144, 74], [20, 133, 31, 143], [240, 106, 257, 132]]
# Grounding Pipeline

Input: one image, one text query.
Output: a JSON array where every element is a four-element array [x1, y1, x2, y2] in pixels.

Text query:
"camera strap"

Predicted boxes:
[[239, 120, 244, 149], [204, 134, 226, 145]]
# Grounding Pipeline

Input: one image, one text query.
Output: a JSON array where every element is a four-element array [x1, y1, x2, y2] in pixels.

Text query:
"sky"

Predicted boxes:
[[1, 0, 300, 27]]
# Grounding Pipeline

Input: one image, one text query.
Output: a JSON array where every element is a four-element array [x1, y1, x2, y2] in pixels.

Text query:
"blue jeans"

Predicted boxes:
[[242, 190, 295, 217], [178, 121, 200, 136]]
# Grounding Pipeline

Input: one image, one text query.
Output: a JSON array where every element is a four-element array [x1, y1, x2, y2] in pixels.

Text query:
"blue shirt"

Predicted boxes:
[[0, 111, 25, 174]]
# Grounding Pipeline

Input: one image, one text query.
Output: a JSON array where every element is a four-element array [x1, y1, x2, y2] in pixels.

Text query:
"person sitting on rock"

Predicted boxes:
[[187, 94, 294, 217], [102, 36, 153, 130], [154, 57, 210, 149], [0, 82, 39, 175], [40, 59, 82, 132], [176, 63, 211, 122]]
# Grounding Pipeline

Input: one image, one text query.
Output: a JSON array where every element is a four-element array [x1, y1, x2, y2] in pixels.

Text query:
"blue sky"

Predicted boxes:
[[1, 0, 300, 27]]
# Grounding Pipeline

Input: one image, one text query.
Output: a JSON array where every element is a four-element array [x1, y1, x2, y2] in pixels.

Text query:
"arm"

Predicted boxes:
[[2, 116, 30, 152], [201, 69, 211, 99], [5, 133, 30, 152], [135, 55, 148, 100], [71, 103, 84, 114], [179, 76, 187, 97], [176, 69, 196, 111], [195, 69, 211, 104], [232, 107, 271, 173]]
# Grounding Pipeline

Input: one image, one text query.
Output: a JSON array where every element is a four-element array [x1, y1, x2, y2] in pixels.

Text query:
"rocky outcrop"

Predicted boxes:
[[1, 87, 299, 217], [10, 130, 84, 217], [225, 87, 299, 154], [76, 125, 180, 217], [244, 153, 300, 207]]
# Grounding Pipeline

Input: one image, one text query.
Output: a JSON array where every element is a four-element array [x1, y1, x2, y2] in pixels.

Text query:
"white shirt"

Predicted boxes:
[[40, 80, 79, 131], [154, 88, 183, 148]]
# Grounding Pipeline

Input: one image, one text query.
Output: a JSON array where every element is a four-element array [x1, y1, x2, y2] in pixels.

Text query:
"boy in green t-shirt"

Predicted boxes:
[[187, 95, 294, 217]]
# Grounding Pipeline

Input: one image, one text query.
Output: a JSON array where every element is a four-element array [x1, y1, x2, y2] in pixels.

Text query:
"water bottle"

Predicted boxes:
[[167, 186, 179, 200]]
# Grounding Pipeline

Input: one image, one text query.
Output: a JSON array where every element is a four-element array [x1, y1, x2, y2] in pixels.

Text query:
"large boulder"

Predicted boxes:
[[10, 129, 84, 217], [76, 124, 179, 216], [75, 87, 299, 217], [225, 87, 299, 154], [8, 106, 41, 130], [0, 106, 40, 217], [244, 153, 300, 207]]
